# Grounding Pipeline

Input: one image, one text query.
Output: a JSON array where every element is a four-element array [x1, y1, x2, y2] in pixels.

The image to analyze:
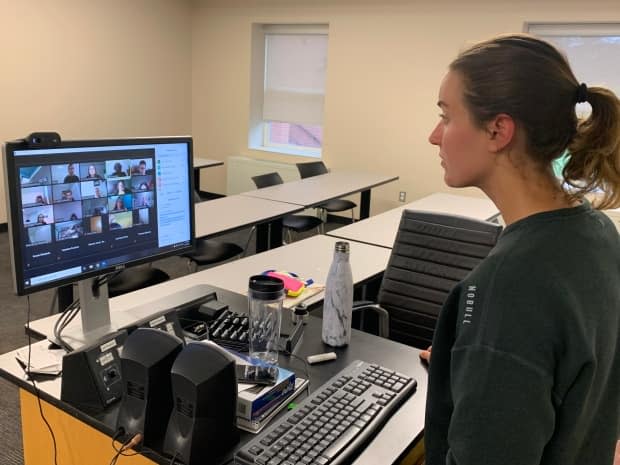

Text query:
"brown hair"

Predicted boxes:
[[450, 33, 620, 209]]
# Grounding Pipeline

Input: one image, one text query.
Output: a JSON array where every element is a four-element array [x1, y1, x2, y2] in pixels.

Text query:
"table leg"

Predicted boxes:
[[256, 224, 269, 253], [269, 219, 283, 250], [360, 189, 371, 219], [194, 168, 201, 194], [58, 285, 74, 313]]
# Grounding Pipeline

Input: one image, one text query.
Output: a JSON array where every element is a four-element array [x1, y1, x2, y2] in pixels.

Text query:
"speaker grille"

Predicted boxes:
[[176, 397, 195, 418], [127, 381, 145, 400]]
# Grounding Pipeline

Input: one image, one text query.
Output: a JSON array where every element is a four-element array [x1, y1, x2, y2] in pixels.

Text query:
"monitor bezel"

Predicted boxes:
[[3, 135, 196, 296]]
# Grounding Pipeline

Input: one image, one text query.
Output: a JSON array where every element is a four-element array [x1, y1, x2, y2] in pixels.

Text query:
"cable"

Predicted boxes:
[[52, 297, 80, 352], [110, 431, 143, 464], [26, 295, 59, 465], [169, 451, 180, 465], [279, 343, 311, 395]]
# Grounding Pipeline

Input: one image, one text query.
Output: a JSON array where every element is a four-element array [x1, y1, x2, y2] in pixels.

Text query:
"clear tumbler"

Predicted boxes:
[[248, 275, 285, 366]]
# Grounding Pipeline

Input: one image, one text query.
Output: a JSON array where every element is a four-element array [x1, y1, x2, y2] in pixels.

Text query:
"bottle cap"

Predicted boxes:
[[248, 275, 285, 300], [334, 241, 350, 253]]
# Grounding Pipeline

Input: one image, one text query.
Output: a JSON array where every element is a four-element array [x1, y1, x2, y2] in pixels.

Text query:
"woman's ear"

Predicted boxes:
[[485, 113, 515, 153]]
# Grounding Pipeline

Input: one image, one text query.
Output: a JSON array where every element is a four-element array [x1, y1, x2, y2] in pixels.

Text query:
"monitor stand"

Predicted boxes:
[[50, 278, 119, 350]]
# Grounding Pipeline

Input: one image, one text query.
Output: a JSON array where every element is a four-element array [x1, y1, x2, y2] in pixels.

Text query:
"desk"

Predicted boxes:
[[193, 157, 223, 193], [240, 171, 398, 220], [328, 192, 500, 249], [2, 286, 427, 465], [29, 236, 391, 343], [195, 194, 305, 251], [178, 234, 391, 306]]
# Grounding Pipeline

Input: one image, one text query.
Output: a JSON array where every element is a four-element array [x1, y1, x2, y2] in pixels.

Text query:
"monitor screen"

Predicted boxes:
[[4, 136, 195, 296]]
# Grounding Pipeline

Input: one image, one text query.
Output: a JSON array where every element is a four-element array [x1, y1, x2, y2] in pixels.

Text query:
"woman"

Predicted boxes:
[[424, 34, 620, 465], [115, 180, 128, 195], [113, 197, 125, 212], [85, 165, 103, 180]]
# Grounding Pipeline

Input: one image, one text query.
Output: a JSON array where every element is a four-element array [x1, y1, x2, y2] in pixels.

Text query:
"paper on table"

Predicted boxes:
[[15, 344, 64, 376], [283, 284, 325, 309]]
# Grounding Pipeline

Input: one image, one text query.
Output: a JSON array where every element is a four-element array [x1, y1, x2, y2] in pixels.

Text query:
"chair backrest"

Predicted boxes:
[[252, 172, 284, 189], [378, 209, 502, 349], [296, 161, 328, 179]]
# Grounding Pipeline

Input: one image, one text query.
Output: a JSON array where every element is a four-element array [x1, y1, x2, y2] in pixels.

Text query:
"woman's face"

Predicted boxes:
[[118, 181, 125, 191], [428, 71, 495, 188], [88, 165, 96, 175]]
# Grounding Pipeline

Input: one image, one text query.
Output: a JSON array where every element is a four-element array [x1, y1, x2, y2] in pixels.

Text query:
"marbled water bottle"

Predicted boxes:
[[322, 241, 353, 347]]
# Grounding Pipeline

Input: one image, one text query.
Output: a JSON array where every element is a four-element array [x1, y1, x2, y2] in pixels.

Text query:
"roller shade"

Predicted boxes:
[[263, 27, 328, 126]]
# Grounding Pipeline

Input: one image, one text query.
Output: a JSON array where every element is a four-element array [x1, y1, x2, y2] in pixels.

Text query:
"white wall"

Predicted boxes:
[[192, 0, 620, 215], [0, 0, 193, 223]]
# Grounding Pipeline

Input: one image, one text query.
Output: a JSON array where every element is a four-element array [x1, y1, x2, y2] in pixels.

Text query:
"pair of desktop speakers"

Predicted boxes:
[[62, 326, 239, 465]]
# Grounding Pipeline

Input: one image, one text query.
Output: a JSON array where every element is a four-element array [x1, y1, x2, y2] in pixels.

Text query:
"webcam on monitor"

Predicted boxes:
[[24, 132, 62, 148]]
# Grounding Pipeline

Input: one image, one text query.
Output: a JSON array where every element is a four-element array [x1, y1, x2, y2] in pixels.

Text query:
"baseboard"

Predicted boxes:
[[0, 223, 6, 233]]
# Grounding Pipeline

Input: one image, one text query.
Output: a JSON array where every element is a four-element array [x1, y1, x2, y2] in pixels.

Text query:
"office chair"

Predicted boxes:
[[108, 267, 171, 298], [296, 161, 357, 224], [353, 209, 502, 349], [182, 192, 246, 272], [251, 172, 324, 243]]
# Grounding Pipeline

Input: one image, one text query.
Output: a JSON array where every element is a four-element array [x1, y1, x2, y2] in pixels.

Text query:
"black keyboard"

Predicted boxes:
[[207, 309, 249, 351], [234, 360, 417, 465]]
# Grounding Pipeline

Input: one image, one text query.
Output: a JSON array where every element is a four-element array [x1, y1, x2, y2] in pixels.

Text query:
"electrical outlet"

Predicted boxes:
[[398, 191, 406, 203]]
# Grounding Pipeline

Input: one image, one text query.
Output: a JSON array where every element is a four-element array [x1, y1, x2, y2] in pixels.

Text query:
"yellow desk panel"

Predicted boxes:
[[20, 389, 156, 465]]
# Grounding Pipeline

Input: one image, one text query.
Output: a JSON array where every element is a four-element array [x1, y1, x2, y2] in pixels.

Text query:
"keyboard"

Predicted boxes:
[[207, 309, 249, 351], [234, 360, 417, 465]]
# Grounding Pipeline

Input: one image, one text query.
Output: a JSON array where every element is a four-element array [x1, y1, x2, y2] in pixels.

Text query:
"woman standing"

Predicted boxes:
[[424, 34, 620, 465]]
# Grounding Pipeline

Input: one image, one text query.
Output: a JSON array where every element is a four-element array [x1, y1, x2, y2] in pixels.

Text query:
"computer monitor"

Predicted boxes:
[[3, 135, 195, 346]]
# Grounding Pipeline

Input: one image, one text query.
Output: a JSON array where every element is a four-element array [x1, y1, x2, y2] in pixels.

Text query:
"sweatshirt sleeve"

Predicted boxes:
[[445, 345, 556, 465]]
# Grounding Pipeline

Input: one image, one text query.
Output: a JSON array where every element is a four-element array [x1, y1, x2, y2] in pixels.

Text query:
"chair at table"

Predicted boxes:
[[108, 267, 171, 298], [296, 161, 357, 224], [181, 191, 246, 272], [251, 172, 324, 243], [353, 209, 502, 349]]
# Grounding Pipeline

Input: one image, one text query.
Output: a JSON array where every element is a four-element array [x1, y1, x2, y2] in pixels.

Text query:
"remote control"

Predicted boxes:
[[306, 352, 337, 364]]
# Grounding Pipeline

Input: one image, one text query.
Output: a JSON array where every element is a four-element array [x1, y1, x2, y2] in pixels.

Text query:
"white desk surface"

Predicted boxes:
[[328, 192, 500, 249], [194, 194, 305, 238], [185, 234, 391, 301], [240, 171, 398, 207], [193, 157, 223, 169], [27, 236, 390, 345]]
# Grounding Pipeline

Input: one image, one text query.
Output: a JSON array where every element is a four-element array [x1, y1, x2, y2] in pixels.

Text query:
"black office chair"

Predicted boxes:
[[296, 161, 357, 224], [182, 192, 245, 271], [353, 209, 502, 349], [108, 267, 171, 298], [251, 172, 324, 243]]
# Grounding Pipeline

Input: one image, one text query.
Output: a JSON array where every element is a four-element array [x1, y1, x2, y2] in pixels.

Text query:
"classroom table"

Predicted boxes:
[[28, 235, 392, 344], [2, 285, 428, 465], [193, 156, 223, 193], [240, 171, 398, 220], [179, 234, 392, 307], [194, 194, 306, 252], [327, 192, 500, 249]]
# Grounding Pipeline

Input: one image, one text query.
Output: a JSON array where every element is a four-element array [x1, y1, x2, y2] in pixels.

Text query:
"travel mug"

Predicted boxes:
[[248, 275, 285, 366]]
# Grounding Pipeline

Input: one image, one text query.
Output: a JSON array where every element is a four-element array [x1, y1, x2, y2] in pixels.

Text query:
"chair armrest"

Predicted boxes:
[[351, 303, 389, 338]]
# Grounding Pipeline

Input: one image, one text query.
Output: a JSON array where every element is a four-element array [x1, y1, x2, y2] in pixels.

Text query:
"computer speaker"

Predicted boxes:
[[116, 327, 184, 449], [163, 341, 239, 464]]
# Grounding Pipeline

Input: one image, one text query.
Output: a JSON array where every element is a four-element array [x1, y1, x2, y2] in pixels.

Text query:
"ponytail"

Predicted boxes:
[[564, 87, 620, 209]]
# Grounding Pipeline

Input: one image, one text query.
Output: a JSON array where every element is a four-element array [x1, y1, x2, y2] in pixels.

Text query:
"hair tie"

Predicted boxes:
[[575, 83, 588, 103]]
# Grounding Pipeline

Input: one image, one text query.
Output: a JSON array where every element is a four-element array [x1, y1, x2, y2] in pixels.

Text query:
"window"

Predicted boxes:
[[249, 24, 329, 157], [527, 23, 620, 175]]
